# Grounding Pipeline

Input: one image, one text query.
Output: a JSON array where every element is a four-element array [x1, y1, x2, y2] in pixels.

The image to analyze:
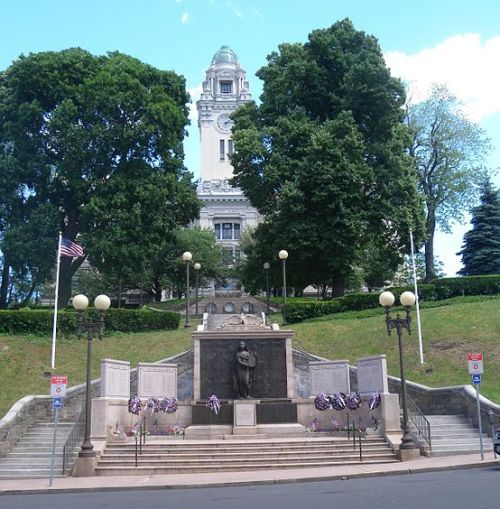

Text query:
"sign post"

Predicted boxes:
[[49, 376, 67, 487], [467, 353, 484, 460]]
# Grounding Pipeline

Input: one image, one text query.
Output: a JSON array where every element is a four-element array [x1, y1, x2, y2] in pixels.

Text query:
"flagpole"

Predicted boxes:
[[410, 229, 425, 364], [51, 233, 62, 370]]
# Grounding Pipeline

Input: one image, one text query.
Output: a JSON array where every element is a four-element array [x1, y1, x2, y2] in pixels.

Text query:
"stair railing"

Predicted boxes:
[[62, 410, 85, 475], [406, 394, 432, 451]]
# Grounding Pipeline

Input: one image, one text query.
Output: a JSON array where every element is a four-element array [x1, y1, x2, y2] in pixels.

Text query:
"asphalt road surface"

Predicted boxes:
[[1, 467, 499, 509]]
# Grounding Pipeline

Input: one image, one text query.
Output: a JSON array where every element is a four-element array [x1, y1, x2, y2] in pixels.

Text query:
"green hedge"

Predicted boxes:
[[0, 308, 179, 335], [432, 275, 500, 300], [283, 285, 437, 324], [281, 277, 500, 323]]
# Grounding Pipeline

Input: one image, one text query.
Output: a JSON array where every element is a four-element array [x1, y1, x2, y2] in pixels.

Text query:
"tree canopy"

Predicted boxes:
[[231, 19, 424, 296], [406, 84, 491, 281], [0, 48, 200, 307], [458, 180, 500, 276]]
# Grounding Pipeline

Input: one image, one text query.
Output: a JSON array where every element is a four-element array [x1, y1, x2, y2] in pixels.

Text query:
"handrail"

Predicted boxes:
[[61, 410, 85, 475], [406, 394, 432, 450]]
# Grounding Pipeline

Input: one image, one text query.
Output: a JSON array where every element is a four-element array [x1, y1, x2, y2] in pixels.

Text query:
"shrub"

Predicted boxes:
[[432, 275, 500, 300], [0, 308, 179, 335]]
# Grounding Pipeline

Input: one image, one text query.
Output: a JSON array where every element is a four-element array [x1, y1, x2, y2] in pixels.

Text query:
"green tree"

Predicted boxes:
[[0, 48, 199, 307], [406, 84, 491, 281], [458, 180, 500, 275], [231, 20, 424, 296], [160, 228, 224, 300]]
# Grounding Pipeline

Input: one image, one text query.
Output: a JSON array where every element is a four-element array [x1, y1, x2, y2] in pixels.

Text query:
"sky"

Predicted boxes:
[[2, 0, 500, 276]]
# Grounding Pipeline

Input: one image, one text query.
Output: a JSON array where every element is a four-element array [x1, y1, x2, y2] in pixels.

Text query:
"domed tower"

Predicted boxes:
[[197, 45, 252, 181], [196, 47, 260, 295]]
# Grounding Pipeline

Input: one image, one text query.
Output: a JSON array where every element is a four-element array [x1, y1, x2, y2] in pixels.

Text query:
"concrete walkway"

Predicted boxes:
[[0, 452, 498, 495]]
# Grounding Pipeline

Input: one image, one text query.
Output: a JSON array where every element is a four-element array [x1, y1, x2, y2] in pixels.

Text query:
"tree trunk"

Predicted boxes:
[[331, 273, 345, 298], [58, 256, 85, 309], [424, 204, 437, 283], [20, 272, 40, 307], [153, 278, 162, 302], [0, 258, 10, 309]]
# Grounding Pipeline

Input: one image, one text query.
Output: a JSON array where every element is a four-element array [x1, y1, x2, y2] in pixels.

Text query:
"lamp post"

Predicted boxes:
[[379, 290, 418, 458], [194, 262, 201, 316], [72, 294, 110, 462], [278, 250, 288, 304], [263, 262, 270, 315], [182, 251, 192, 327]]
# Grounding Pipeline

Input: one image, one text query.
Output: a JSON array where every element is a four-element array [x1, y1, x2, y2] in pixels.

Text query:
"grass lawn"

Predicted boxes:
[[1, 296, 499, 419], [0, 327, 194, 419], [288, 296, 500, 403]]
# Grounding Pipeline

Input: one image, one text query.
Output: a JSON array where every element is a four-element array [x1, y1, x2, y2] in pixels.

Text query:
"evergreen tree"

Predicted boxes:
[[458, 180, 500, 275]]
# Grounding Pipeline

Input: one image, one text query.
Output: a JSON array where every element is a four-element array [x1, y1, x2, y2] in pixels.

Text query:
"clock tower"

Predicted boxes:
[[196, 46, 261, 295], [197, 45, 252, 181]]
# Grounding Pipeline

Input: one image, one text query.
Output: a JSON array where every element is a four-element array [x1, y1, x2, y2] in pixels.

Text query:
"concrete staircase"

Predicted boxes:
[[412, 414, 489, 457], [0, 421, 77, 479], [95, 435, 399, 476]]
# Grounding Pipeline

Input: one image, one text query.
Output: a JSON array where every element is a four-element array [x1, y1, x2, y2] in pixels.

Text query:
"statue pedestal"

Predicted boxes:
[[233, 400, 260, 428]]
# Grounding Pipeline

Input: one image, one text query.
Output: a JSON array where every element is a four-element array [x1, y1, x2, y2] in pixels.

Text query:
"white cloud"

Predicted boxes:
[[187, 85, 202, 121], [181, 12, 190, 24], [385, 34, 500, 121]]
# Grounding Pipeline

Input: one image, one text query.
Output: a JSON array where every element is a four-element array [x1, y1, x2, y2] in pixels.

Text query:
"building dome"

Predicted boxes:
[[211, 45, 238, 65]]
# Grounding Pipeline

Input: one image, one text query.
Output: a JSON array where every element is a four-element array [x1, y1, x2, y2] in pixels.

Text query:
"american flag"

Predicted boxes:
[[60, 237, 84, 258]]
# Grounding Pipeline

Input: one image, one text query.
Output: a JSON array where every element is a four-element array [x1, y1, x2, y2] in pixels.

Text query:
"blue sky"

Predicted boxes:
[[2, 0, 500, 275]]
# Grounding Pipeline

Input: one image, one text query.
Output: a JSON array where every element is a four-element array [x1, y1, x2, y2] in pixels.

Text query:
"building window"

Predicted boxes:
[[222, 222, 232, 239], [220, 81, 233, 93], [214, 222, 241, 240], [219, 139, 225, 161], [228, 139, 234, 156]]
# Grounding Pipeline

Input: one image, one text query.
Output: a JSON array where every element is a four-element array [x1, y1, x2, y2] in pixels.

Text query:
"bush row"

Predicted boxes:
[[0, 308, 180, 335], [282, 275, 500, 323]]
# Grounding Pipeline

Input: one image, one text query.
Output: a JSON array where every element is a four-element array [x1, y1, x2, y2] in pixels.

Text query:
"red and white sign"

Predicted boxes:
[[50, 375, 68, 397], [467, 352, 484, 375]]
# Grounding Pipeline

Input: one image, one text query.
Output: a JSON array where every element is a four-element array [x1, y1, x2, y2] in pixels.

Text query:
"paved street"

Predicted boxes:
[[1, 467, 499, 509]]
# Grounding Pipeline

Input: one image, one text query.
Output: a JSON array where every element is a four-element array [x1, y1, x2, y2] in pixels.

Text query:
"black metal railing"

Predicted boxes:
[[407, 395, 432, 451], [61, 410, 85, 475]]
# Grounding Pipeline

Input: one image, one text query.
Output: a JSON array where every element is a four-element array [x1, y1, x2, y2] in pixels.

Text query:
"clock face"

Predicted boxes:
[[217, 113, 233, 132]]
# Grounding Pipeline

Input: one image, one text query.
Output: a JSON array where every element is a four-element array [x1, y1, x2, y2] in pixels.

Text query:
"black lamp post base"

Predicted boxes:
[[73, 456, 96, 477], [398, 432, 420, 460]]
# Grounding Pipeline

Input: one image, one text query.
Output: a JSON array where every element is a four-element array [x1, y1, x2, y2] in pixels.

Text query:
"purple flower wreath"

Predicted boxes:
[[146, 397, 160, 414], [314, 393, 331, 411], [345, 392, 361, 411], [160, 397, 178, 414], [207, 394, 221, 415], [368, 392, 381, 411], [127, 396, 142, 415], [329, 392, 347, 411]]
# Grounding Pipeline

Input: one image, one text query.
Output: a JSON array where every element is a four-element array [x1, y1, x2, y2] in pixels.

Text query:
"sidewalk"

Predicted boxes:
[[0, 452, 498, 495]]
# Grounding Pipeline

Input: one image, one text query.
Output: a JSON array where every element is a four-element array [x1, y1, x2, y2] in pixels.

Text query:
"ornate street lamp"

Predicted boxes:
[[379, 290, 418, 458], [72, 294, 110, 462], [263, 262, 270, 316], [278, 250, 288, 304], [182, 251, 192, 327], [194, 262, 201, 316]]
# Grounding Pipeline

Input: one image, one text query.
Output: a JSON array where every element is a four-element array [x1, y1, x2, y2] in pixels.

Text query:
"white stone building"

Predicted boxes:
[[195, 46, 261, 294]]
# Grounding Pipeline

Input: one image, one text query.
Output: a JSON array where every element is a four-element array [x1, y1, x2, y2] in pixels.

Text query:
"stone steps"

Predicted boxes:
[[96, 436, 398, 476], [0, 421, 77, 479], [410, 414, 488, 457]]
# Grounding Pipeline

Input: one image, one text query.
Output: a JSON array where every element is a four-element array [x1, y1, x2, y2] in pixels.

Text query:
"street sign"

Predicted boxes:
[[472, 374, 481, 384], [467, 352, 484, 375], [50, 375, 68, 397], [52, 397, 62, 408]]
